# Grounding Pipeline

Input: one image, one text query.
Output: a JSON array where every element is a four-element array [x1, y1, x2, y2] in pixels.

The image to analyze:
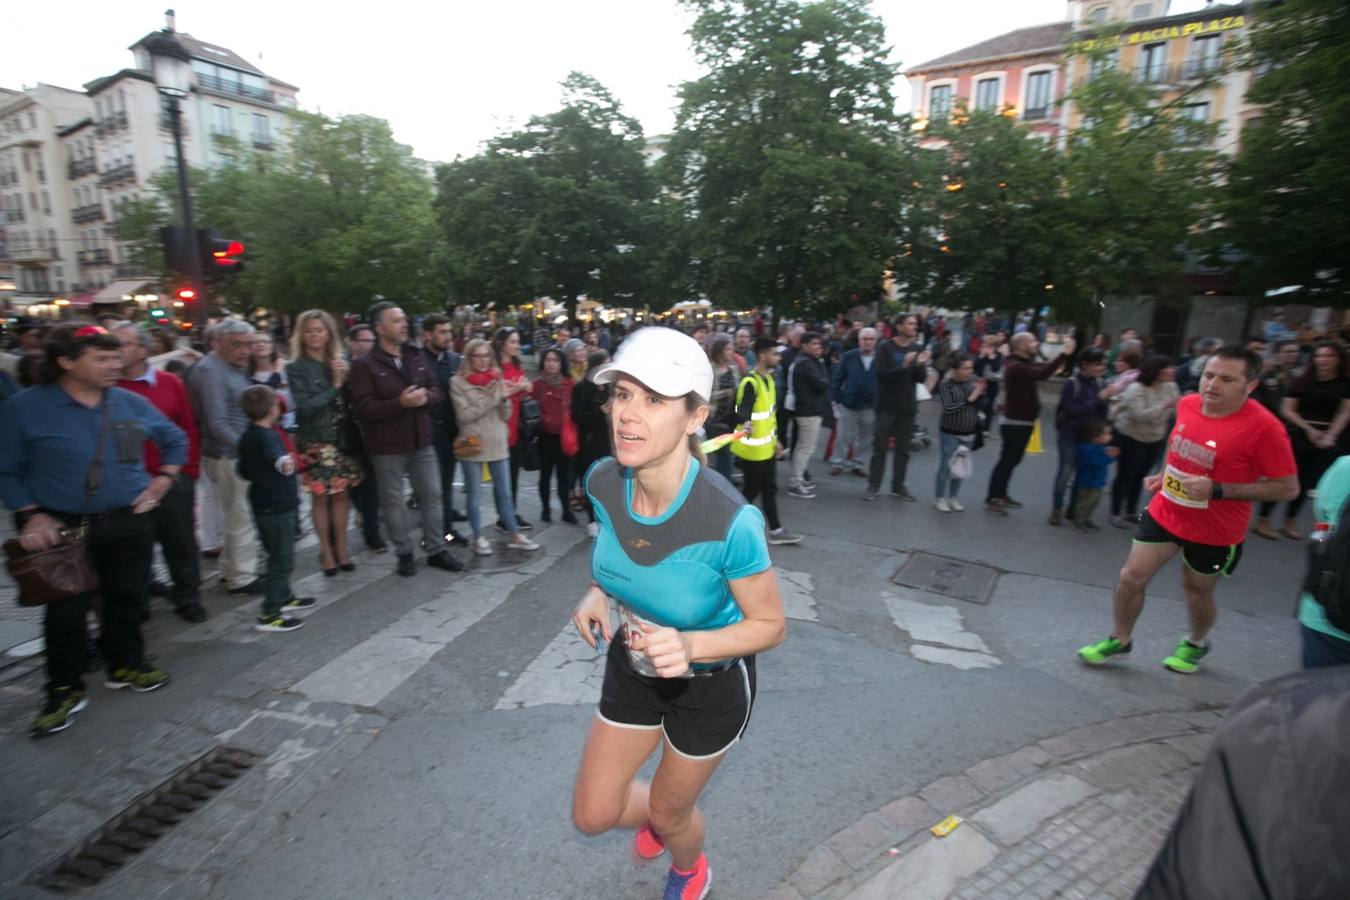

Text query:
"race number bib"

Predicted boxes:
[[1162, 464, 1209, 509]]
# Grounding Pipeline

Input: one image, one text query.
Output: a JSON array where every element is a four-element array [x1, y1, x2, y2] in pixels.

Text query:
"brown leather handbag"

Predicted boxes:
[[4, 395, 110, 606]]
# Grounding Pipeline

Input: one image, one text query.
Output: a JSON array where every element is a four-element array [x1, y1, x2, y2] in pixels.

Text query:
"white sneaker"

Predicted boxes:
[[473, 536, 493, 556], [508, 533, 541, 551], [935, 498, 951, 512], [948, 499, 965, 512], [586, 522, 599, 538]]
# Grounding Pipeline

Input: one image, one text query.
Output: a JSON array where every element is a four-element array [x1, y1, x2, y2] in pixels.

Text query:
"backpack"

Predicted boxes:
[[1304, 496, 1350, 632]]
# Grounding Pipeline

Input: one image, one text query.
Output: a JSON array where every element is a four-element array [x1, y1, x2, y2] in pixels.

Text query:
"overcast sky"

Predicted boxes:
[[9, 0, 1214, 163]]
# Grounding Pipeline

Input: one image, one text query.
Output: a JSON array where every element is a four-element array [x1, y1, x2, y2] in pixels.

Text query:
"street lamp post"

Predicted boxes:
[[144, 24, 206, 334]]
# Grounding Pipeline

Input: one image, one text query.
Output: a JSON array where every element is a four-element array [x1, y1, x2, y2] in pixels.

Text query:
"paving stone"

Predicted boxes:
[[1117, 711, 1195, 743], [77, 772, 155, 814], [25, 801, 105, 842], [917, 774, 984, 814], [1183, 709, 1225, 729], [965, 755, 1026, 794], [849, 824, 999, 900], [1072, 743, 1189, 791], [790, 844, 852, 896], [825, 813, 895, 868], [760, 886, 805, 900], [972, 774, 1100, 845], [1006, 744, 1053, 774], [1163, 732, 1215, 765], [877, 796, 936, 835], [123, 747, 190, 779]]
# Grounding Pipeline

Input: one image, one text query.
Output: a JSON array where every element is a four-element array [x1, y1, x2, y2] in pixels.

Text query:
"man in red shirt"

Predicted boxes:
[[1078, 346, 1297, 674], [114, 323, 206, 623]]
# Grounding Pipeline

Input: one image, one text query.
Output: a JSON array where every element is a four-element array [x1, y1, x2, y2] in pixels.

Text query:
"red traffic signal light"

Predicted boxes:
[[177, 287, 197, 301], [198, 229, 245, 276]]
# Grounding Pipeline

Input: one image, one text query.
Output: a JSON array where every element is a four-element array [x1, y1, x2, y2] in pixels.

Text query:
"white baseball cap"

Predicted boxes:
[[590, 326, 714, 401]]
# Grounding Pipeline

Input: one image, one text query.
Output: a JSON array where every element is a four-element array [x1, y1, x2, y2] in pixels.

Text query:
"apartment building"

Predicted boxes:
[[0, 19, 298, 314]]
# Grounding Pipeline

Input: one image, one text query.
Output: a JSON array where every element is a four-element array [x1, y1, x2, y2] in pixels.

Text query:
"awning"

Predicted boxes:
[[66, 292, 96, 307], [93, 279, 154, 304]]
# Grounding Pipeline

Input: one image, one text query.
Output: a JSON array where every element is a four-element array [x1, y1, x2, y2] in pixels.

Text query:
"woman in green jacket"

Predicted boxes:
[[287, 309, 363, 576]]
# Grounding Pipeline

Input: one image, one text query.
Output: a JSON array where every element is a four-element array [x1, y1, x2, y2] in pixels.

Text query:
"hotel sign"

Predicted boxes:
[[1076, 15, 1246, 52]]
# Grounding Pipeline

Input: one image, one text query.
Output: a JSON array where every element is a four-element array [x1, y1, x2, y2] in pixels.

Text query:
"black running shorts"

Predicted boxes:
[[597, 635, 756, 760], [1135, 509, 1243, 577]]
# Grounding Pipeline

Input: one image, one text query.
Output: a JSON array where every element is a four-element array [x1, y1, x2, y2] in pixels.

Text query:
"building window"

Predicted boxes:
[[1139, 43, 1168, 84], [1131, 3, 1153, 18], [1187, 35, 1222, 78], [252, 113, 272, 148], [1088, 6, 1108, 25], [974, 78, 1001, 112], [1089, 50, 1119, 80], [929, 84, 954, 120], [1024, 71, 1053, 119], [1177, 101, 1211, 144], [213, 105, 233, 137]]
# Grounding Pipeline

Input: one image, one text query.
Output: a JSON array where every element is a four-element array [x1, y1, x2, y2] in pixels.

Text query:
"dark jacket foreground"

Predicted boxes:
[[1137, 666, 1350, 900], [348, 343, 441, 455]]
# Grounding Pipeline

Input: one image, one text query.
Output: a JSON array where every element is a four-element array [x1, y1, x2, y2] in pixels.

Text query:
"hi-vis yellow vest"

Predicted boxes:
[[731, 370, 776, 461]]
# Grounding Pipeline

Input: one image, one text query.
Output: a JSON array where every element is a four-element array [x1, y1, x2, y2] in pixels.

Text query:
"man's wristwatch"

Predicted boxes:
[[1210, 483, 1224, 501]]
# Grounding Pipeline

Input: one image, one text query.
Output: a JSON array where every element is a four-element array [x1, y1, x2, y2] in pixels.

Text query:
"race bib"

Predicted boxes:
[[1162, 464, 1209, 509]]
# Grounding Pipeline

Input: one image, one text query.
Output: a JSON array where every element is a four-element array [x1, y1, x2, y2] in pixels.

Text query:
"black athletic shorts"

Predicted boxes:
[[1135, 509, 1243, 577], [597, 634, 756, 760]]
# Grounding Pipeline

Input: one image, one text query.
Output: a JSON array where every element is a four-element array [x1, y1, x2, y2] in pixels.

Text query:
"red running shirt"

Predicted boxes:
[[1147, 394, 1296, 546]]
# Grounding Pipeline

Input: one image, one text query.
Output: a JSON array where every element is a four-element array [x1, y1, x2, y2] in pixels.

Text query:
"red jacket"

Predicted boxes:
[[531, 377, 574, 436], [118, 368, 201, 478]]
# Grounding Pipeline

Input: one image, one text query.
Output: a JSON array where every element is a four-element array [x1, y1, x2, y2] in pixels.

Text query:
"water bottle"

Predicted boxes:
[[1310, 522, 1331, 544]]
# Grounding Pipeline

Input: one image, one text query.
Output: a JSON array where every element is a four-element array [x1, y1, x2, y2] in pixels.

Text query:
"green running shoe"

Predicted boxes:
[[1077, 636, 1132, 665], [1163, 638, 1209, 674], [31, 688, 88, 737], [105, 664, 169, 692]]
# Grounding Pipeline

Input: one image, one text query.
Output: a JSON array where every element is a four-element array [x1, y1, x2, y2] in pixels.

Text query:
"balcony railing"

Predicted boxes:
[[78, 248, 112, 265], [211, 127, 238, 141], [68, 157, 98, 179], [12, 245, 55, 264], [95, 110, 129, 135], [72, 204, 106, 224], [98, 163, 137, 187], [1135, 59, 1223, 86], [1023, 107, 1052, 121], [158, 113, 188, 135], [115, 264, 144, 278], [3, 209, 24, 224], [251, 136, 275, 150], [197, 73, 275, 104]]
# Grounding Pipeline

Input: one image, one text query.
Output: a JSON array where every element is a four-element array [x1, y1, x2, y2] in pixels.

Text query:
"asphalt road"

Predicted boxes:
[[0, 408, 1313, 899]]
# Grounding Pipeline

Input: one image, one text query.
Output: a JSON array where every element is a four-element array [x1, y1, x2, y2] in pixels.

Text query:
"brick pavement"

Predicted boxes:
[[765, 708, 1224, 900]]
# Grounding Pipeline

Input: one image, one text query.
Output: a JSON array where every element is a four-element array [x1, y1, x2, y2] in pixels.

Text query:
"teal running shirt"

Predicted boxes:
[[586, 457, 771, 633]]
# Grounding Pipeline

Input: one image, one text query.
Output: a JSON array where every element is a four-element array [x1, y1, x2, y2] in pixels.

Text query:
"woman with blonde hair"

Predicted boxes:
[[450, 338, 539, 555], [286, 309, 363, 575]]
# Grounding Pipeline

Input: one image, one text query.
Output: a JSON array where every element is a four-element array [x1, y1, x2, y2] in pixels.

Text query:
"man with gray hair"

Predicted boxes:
[[186, 318, 260, 593], [830, 327, 878, 477]]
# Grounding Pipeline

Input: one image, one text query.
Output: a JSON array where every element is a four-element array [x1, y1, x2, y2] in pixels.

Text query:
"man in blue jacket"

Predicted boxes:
[[1049, 348, 1113, 525], [829, 327, 877, 478]]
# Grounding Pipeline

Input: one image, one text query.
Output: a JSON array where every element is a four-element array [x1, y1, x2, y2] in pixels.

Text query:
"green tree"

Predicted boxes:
[[1056, 37, 1222, 323], [900, 107, 1065, 318], [663, 0, 912, 321], [435, 73, 659, 318], [1220, 0, 1350, 305]]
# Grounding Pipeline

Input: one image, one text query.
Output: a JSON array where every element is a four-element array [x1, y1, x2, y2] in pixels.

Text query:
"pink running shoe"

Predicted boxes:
[[662, 853, 711, 900], [634, 822, 666, 860]]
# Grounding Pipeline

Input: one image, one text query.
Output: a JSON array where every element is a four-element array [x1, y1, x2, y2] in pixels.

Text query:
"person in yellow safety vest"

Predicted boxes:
[[732, 338, 803, 546]]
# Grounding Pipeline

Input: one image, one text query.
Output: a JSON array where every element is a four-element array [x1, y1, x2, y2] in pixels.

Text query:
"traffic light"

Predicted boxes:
[[159, 225, 192, 274], [176, 287, 197, 304], [198, 229, 244, 277]]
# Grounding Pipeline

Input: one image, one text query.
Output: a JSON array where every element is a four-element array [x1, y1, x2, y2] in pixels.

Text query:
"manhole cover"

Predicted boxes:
[[33, 746, 261, 893], [892, 552, 999, 605]]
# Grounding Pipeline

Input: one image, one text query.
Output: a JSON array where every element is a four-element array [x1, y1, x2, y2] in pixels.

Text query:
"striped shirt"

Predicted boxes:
[[938, 378, 981, 435]]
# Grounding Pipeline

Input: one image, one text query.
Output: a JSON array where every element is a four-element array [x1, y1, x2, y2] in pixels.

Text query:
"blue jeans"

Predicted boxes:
[[1302, 624, 1350, 669], [1053, 433, 1077, 511], [935, 432, 973, 499], [461, 458, 518, 538]]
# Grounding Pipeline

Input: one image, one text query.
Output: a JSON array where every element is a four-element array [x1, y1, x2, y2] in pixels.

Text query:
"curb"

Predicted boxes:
[[765, 707, 1226, 899]]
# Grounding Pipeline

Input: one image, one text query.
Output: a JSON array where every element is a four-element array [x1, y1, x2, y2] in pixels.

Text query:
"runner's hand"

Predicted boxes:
[[628, 624, 693, 679], [1143, 473, 1164, 495], [1177, 473, 1212, 500], [572, 583, 611, 648]]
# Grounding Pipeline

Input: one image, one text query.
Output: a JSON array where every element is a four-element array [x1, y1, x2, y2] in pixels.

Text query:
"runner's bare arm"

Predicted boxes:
[[629, 569, 786, 678], [1175, 473, 1299, 503]]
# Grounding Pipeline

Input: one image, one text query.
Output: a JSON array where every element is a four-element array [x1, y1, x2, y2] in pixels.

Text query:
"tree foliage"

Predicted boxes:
[[1219, 0, 1350, 305], [435, 73, 661, 317], [662, 0, 911, 320]]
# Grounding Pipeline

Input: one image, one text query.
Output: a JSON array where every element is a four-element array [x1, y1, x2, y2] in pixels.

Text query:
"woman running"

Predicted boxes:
[[571, 327, 786, 900]]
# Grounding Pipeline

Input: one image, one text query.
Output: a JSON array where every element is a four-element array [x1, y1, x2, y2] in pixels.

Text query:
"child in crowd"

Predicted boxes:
[[237, 385, 315, 632], [1073, 420, 1120, 532]]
